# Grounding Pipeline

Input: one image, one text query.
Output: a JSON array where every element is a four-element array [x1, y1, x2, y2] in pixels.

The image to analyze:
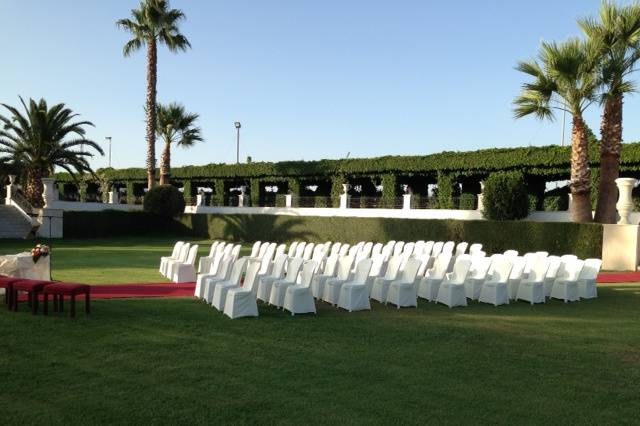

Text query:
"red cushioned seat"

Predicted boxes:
[[43, 283, 90, 295], [42, 283, 91, 318], [12, 280, 53, 292], [0, 276, 23, 307]]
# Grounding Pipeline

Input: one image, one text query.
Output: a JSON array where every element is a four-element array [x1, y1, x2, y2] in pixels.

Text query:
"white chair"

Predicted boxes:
[[164, 242, 190, 278], [507, 256, 527, 300], [381, 242, 394, 260], [436, 255, 473, 308], [402, 242, 415, 258], [197, 241, 219, 273], [171, 244, 199, 283], [370, 255, 403, 303], [302, 243, 315, 260], [503, 250, 519, 258], [577, 258, 602, 299], [249, 241, 262, 258], [324, 257, 367, 306], [256, 254, 288, 302], [516, 256, 549, 305], [542, 256, 562, 297], [338, 244, 350, 257], [159, 241, 184, 276], [468, 243, 483, 255], [287, 241, 299, 257], [441, 241, 455, 255], [257, 243, 277, 275], [357, 242, 374, 261], [257, 242, 270, 258], [550, 259, 584, 303], [365, 254, 388, 292], [274, 243, 287, 258], [423, 241, 435, 256], [372, 243, 384, 258], [431, 241, 444, 256], [464, 256, 492, 300], [283, 260, 318, 315], [478, 256, 513, 306], [454, 242, 468, 256], [230, 244, 241, 260], [316, 255, 354, 300], [413, 241, 426, 256], [202, 255, 234, 303], [311, 254, 340, 298], [336, 259, 374, 311], [195, 248, 231, 299], [393, 241, 405, 257], [223, 259, 262, 319], [386, 258, 422, 309], [330, 242, 342, 256], [294, 242, 306, 258], [211, 257, 248, 310], [269, 257, 304, 307], [417, 253, 452, 301]]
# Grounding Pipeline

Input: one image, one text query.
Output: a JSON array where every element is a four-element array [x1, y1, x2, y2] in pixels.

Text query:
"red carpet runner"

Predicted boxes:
[[89, 282, 196, 299]]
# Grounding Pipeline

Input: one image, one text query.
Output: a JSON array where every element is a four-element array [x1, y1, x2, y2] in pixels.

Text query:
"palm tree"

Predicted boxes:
[[0, 97, 103, 207], [117, 0, 191, 190], [156, 102, 203, 185], [579, 1, 640, 223], [514, 39, 600, 222]]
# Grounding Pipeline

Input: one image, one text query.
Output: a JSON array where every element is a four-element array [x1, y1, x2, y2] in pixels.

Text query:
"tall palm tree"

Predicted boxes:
[[117, 0, 191, 190], [156, 102, 203, 185], [579, 1, 640, 223], [0, 97, 103, 207], [514, 39, 600, 222]]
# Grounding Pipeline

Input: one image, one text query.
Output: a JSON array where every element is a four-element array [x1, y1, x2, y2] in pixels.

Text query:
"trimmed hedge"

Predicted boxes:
[[63, 212, 603, 259]]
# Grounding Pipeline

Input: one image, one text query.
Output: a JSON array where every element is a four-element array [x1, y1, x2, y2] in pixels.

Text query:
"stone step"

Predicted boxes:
[[0, 205, 32, 239]]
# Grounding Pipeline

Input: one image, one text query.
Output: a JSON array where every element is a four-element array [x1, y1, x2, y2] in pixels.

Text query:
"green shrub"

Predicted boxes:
[[544, 195, 569, 211], [64, 212, 603, 259], [143, 185, 186, 217], [459, 193, 476, 210], [482, 172, 530, 220]]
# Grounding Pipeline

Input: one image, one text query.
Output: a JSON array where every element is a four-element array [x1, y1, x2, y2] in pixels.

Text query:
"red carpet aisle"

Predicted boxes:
[[89, 282, 196, 299], [596, 272, 640, 283]]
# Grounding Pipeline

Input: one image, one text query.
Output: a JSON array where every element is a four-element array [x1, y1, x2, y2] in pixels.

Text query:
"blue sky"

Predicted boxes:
[[1, 0, 638, 170]]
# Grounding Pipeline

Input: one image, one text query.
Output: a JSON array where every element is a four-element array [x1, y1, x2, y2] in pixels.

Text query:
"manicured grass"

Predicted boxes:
[[1, 238, 639, 424]]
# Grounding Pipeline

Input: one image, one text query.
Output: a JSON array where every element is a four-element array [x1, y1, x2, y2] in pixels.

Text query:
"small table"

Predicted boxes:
[[0, 252, 50, 280], [11, 280, 53, 314], [43, 284, 91, 318]]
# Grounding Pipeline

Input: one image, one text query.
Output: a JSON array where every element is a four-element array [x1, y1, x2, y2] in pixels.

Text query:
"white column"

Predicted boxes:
[[402, 194, 412, 210], [339, 184, 351, 209], [41, 178, 56, 208], [196, 194, 205, 206], [615, 177, 636, 225], [477, 181, 484, 212], [108, 191, 119, 204], [5, 175, 15, 204], [238, 186, 247, 207], [285, 194, 292, 207]]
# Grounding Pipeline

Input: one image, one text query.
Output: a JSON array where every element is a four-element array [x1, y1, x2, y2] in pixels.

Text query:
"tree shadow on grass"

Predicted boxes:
[[219, 214, 318, 243]]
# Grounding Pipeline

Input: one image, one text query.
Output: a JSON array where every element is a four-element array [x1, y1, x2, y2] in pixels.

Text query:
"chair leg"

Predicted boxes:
[[53, 294, 58, 312], [13, 290, 18, 311], [70, 295, 76, 318], [59, 295, 64, 312], [32, 292, 38, 315], [44, 293, 49, 315], [85, 293, 90, 314]]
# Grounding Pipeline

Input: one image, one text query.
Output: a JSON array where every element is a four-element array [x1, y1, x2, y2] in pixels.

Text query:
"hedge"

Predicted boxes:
[[63, 212, 603, 259]]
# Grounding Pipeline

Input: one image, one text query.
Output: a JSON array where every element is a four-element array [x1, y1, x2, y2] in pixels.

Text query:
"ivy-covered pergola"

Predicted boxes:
[[53, 141, 640, 207]]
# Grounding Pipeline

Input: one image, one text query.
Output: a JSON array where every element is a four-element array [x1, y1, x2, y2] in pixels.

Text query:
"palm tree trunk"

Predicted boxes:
[[25, 167, 44, 208], [570, 114, 592, 222], [594, 94, 623, 224], [145, 38, 158, 190], [159, 141, 171, 186]]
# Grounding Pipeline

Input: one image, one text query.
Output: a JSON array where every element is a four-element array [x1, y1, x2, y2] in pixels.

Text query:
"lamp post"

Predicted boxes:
[[105, 137, 112, 167], [234, 122, 241, 164]]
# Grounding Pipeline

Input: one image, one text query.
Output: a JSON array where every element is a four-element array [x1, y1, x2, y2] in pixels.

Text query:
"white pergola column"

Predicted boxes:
[[339, 184, 351, 209], [476, 181, 485, 212], [41, 178, 56, 208]]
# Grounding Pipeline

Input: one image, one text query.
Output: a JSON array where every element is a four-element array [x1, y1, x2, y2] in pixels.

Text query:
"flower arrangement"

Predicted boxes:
[[31, 244, 50, 263]]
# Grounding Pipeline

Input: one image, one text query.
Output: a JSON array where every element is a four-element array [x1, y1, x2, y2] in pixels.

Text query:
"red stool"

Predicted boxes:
[[43, 283, 91, 318], [11, 280, 54, 314], [0, 276, 23, 308]]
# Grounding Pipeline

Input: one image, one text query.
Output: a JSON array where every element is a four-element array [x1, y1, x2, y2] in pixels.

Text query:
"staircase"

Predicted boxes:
[[0, 205, 33, 238]]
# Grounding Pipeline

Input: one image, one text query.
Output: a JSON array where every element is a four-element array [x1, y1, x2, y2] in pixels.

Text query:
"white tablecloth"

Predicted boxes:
[[0, 252, 51, 280]]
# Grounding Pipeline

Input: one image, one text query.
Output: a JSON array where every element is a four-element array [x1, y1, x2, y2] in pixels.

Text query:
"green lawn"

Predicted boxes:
[[1, 238, 639, 424]]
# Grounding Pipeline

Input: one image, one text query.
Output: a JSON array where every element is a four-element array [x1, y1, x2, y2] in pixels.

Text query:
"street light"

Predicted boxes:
[[105, 137, 112, 167], [234, 122, 241, 164]]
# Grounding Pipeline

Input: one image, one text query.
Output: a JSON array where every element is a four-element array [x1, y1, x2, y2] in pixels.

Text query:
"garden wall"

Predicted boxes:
[[63, 211, 603, 259]]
